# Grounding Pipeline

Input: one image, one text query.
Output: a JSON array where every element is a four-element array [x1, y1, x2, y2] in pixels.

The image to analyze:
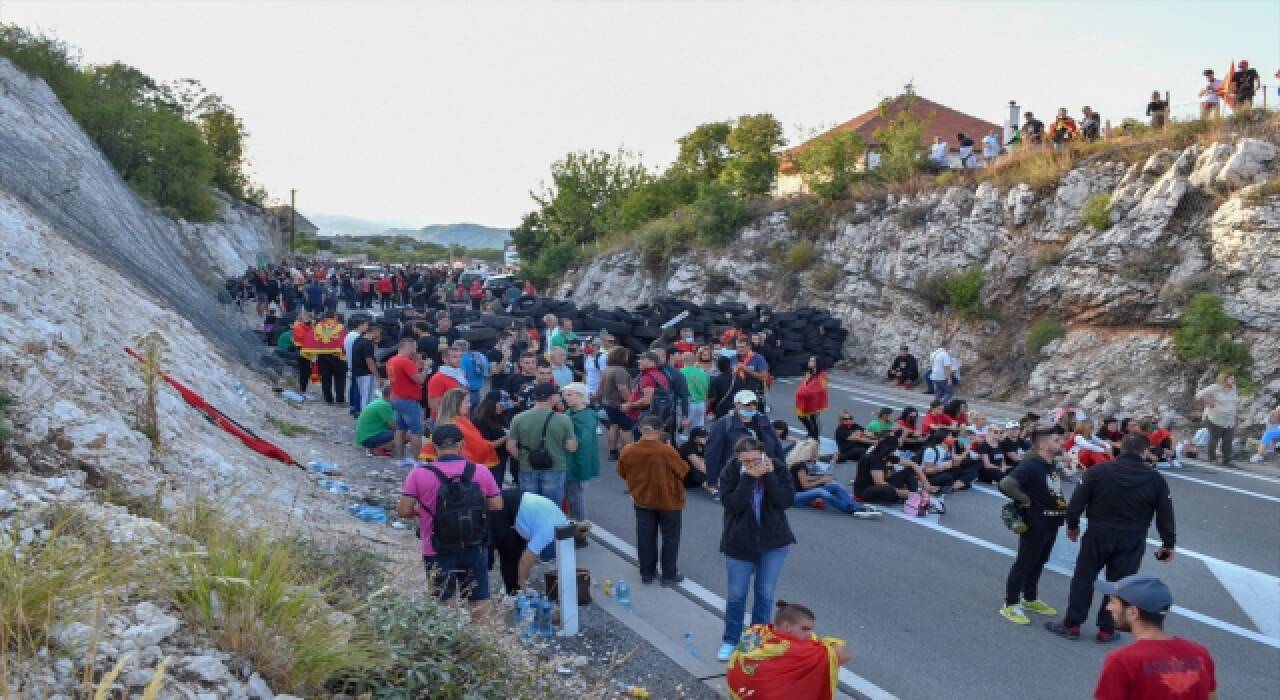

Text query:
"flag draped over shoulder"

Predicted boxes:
[[726, 624, 843, 700], [1224, 60, 1237, 108], [300, 318, 346, 360]]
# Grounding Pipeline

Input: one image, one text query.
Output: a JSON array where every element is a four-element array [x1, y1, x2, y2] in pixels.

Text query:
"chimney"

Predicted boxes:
[[1005, 100, 1021, 146]]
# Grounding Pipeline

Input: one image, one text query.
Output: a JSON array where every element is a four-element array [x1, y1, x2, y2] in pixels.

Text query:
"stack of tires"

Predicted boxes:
[[355, 295, 847, 378]]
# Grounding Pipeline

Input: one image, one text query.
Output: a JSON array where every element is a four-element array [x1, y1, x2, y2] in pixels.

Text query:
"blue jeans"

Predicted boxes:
[[360, 430, 394, 449], [565, 479, 588, 521], [391, 398, 424, 435], [422, 548, 490, 601], [934, 378, 955, 404], [723, 547, 789, 644], [521, 469, 566, 510], [794, 482, 860, 513], [348, 374, 361, 415]]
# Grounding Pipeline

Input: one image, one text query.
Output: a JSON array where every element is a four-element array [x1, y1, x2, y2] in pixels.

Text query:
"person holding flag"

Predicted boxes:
[[726, 601, 849, 700], [300, 311, 348, 404]]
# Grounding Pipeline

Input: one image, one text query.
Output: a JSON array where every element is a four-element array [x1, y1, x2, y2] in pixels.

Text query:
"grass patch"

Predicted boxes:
[[787, 199, 833, 238], [944, 266, 995, 320], [783, 240, 818, 271], [0, 388, 11, 440], [1081, 193, 1112, 230], [1034, 246, 1067, 269], [100, 481, 165, 520], [1163, 270, 1224, 307], [1244, 177, 1280, 206], [266, 413, 317, 437], [1119, 246, 1181, 282], [896, 204, 929, 228], [1026, 319, 1066, 354], [808, 262, 843, 290], [168, 502, 384, 694]]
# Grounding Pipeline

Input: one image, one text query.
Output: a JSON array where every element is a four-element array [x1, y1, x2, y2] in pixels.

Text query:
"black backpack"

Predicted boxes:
[[646, 373, 674, 423], [422, 462, 489, 553]]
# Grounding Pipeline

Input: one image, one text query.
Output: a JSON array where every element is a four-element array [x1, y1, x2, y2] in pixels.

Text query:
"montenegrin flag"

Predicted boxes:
[[300, 318, 347, 360], [727, 624, 844, 700]]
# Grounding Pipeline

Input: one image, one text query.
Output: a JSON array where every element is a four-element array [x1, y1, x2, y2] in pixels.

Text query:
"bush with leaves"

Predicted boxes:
[[897, 204, 929, 228], [783, 240, 818, 271], [944, 267, 993, 320], [808, 262, 843, 290], [1173, 293, 1252, 380], [719, 114, 785, 196], [1026, 319, 1066, 354], [871, 96, 930, 182], [690, 182, 748, 246], [794, 130, 864, 201], [787, 200, 832, 238], [1082, 194, 1113, 230], [526, 240, 581, 284]]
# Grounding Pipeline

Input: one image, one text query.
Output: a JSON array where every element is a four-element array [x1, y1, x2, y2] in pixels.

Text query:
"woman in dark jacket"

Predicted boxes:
[[715, 436, 796, 662]]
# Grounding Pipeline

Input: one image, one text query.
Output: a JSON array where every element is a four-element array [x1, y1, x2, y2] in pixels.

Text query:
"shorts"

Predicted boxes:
[[603, 405, 636, 430], [391, 398, 424, 435], [423, 548, 490, 601], [360, 430, 394, 449]]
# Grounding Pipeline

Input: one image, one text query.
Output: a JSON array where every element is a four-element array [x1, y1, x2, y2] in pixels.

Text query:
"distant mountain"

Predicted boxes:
[[306, 212, 406, 238], [390, 223, 511, 250]]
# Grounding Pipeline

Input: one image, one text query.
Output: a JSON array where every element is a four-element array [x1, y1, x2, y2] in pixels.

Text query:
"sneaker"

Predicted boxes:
[[1095, 630, 1120, 644], [717, 643, 735, 662], [811, 498, 827, 510], [999, 604, 1030, 625], [1251, 454, 1265, 464], [659, 574, 685, 587], [640, 576, 656, 585], [1021, 599, 1058, 616], [711, 489, 721, 503], [851, 504, 882, 519], [1044, 620, 1080, 640]]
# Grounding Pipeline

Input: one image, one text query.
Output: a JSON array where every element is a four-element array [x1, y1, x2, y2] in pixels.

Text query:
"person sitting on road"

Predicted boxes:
[[968, 411, 989, 437], [919, 430, 960, 491], [726, 601, 850, 700], [834, 410, 876, 463], [354, 386, 396, 456], [773, 419, 796, 456], [865, 406, 896, 435], [944, 399, 969, 427], [852, 431, 932, 504], [921, 400, 958, 434], [1098, 416, 1125, 455], [896, 406, 926, 452], [887, 346, 920, 388], [679, 426, 715, 496], [1251, 404, 1280, 464], [1139, 415, 1177, 466], [1068, 420, 1111, 470], [976, 423, 1012, 483], [787, 439, 880, 518]]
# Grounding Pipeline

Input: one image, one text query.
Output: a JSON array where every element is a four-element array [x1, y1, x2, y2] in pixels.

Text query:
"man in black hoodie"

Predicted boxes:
[[998, 426, 1068, 625], [1046, 432, 1176, 643]]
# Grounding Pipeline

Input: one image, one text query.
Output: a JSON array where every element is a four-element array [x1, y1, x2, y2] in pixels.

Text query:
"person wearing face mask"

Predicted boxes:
[[919, 430, 960, 492], [833, 411, 875, 463], [705, 390, 785, 501], [896, 407, 926, 452], [998, 426, 1069, 625], [787, 440, 880, 518], [673, 327, 698, 358], [732, 337, 770, 413]]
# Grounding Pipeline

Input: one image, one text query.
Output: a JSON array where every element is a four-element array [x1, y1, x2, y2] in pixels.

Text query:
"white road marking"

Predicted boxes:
[[1159, 471, 1280, 503], [591, 525, 899, 700]]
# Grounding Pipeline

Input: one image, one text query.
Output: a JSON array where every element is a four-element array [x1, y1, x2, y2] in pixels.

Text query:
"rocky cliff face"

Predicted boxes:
[[560, 137, 1280, 429], [0, 58, 283, 365]]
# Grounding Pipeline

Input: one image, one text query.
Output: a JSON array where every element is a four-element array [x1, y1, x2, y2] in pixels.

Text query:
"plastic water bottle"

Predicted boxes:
[[615, 580, 632, 611], [318, 479, 348, 494], [346, 504, 387, 525], [306, 461, 338, 474], [513, 591, 528, 627], [538, 598, 554, 637], [521, 592, 540, 643], [602, 578, 613, 598], [683, 630, 698, 658], [233, 381, 248, 402]]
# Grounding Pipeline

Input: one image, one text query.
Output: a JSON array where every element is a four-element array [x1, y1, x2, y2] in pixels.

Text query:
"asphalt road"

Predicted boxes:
[[582, 372, 1280, 700]]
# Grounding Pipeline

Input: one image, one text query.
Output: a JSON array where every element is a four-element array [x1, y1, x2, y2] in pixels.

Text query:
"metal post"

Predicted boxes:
[[289, 189, 297, 255], [554, 524, 579, 636]]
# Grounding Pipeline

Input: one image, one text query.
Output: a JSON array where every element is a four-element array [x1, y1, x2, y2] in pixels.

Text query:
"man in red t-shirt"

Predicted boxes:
[[622, 351, 670, 422], [426, 347, 464, 418], [386, 338, 429, 465], [921, 399, 957, 434], [1093, 574, 1217, 700]]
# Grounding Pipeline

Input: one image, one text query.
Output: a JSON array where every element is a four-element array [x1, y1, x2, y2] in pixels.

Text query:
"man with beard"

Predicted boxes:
[[998, 426, 1068, 625]]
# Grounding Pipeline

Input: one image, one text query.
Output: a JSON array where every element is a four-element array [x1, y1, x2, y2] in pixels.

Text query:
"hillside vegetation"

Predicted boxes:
[[0, 24, 262, 220]]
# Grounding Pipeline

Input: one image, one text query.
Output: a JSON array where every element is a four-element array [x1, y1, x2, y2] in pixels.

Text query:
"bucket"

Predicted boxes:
[[545, 568, 592, 606]]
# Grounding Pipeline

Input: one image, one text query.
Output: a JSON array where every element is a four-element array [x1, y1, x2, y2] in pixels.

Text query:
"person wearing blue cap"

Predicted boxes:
[[1092, 575, 1217, 700]]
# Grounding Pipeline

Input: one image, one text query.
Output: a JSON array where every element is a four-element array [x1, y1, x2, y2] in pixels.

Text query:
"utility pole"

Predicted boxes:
[[289, 188, 297, 255]]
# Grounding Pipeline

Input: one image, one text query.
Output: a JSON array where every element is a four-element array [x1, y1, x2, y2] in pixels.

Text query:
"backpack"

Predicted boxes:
[[464, 351, 489, 391], [645, 372, 674, 423], [903, 489, 931, 517], [422, 462, 489, 553]]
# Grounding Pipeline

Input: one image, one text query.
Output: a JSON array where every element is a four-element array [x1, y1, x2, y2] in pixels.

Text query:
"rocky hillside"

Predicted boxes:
[[560, 134, 1280, 430], [0, 57, 283, 366]]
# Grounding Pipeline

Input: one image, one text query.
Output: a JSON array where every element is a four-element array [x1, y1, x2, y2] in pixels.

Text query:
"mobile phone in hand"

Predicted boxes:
[[1154, 549, 1171, 561]]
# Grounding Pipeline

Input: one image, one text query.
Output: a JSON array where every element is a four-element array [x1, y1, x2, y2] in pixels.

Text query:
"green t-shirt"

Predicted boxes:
[[276, 329, 294, 351], [866, 418, 894, 434], [681, 366, 710, 402], [354, 398, 395, 445], [509, 406, 575, 472], [550, 330, 578, 349]]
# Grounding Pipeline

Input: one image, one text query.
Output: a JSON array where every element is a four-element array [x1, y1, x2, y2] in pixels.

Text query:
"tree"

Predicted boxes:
[[689, 181, 748, 246], [1173, 294, 1252, 378], [200, 108, 250, 198], [719, 114, 785, 196], [872, 97, 931, 183], [673, 121, 732, 182], [794, 130, 865, 201]]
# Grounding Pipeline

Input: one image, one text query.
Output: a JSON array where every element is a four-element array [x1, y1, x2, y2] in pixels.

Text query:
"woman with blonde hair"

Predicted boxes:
[[418, 388, 499, 467], [1068, 420, 1110, 470], [787, 439, 880, 518]]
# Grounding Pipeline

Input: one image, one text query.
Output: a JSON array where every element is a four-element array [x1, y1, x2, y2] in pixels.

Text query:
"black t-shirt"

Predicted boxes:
[[834, 423, 866, 451], [958, 135, 975, 148], [1231, 68, 1260, 99], [853, 453, 896, 496], [505, 373, 538, 412], [417, 333, 442, 367], [1146, 100, 1168, 116], [350, 337, 376, 378], [1000, 437, 1031, 460], [472, 413, 508, 441], [978, 441, 1007, 470], [1008, 456, 1067, 519], [678, 440, 707, 488], [678, 439, 704, 464]]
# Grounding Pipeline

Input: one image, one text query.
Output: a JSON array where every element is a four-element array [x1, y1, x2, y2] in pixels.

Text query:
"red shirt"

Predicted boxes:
[[425, 372, 462, 416], [1094, 638, 1216, 700], [469, 280, 484, 299], [921, 412, 956, 434], [627, 368, 670, 421], [386, 355, 423, 401], [376, 277, 393, 294]]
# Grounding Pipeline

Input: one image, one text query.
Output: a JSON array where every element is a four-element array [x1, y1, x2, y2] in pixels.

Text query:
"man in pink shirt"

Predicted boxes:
[[398, 424, 503, 616]]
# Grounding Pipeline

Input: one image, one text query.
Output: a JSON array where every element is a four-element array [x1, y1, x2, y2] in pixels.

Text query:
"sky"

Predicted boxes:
[[3, 0, 1278, 229]]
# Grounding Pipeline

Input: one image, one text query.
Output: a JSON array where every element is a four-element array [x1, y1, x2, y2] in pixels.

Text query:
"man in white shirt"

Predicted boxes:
[[929, 137, 949, 167], [1199, 68, 1223, 120], [344, 316, 367, 417], [982, 131, 1001, 162], [931, 341, 955, 404]]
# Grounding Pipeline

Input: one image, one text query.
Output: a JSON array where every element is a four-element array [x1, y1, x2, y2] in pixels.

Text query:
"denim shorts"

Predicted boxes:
[[390, 398, 424, 435], [423, 548, 490, 601]]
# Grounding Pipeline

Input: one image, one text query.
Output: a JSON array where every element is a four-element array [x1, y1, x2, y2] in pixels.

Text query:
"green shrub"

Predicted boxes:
[[0, 388, 11, 440], [783, 240, 817, 271], [1026, 319, 1066, 354], [943, 267, 993, 320], [1035, 247, 1066, 268], [1082, 193, 1113, 231], [527, 241, 581, 284], [788, 200, 832, 238], [808, 262, 843, 290], [1244, 177, 1280, 206], [1173, 293, 1252, 379], [1164, 270, 1223, 306], [689, 182, 748, 246], [897, 204, 929, 228]]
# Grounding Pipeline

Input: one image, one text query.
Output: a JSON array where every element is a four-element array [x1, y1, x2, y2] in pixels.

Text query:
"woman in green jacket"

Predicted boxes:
[[561, 382, 600, 522]]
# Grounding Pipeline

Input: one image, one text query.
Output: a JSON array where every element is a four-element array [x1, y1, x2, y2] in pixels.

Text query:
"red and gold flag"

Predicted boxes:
[[300, 318, 346, 359], [727, 624, 843, 700]]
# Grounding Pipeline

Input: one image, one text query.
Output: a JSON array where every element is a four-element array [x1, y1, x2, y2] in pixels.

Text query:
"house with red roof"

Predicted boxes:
[[775, 92, 1005, 195]]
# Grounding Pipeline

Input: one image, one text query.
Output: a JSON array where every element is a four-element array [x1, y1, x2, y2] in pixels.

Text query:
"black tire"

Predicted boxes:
[[780, 339, 805, 352], [632, 325, 661, 340], [587, 316, 631, 336], [623, 336, 649, 355], [459, 326, 498, 343]]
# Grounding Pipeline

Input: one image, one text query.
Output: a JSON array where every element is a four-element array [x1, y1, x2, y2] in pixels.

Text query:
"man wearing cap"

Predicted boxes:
[[704, 389, 785, 500], [1092, 575, 1217, 700], [998, 426, 1068, 625], [1046, 432, 1176, 643], [507, 383, 577, 508], [397, 425, 503, 616]]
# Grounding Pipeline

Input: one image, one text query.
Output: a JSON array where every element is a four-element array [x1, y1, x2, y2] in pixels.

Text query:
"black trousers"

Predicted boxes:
[[635, 506, 682, 581], [837, 444, 869, 463], [491, 528, 525, 595], [296, 356, 312, 393], [798, 414, 821, 440], [1006, 517, 1060, 605], [1064, 529, 1146, 631], [316, 354, 346, 403], [856, 468, 918, 503]]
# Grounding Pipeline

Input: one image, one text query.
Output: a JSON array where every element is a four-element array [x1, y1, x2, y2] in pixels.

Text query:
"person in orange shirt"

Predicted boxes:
[[418, 388, 499, 467], [794, 356, 829, 440]]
